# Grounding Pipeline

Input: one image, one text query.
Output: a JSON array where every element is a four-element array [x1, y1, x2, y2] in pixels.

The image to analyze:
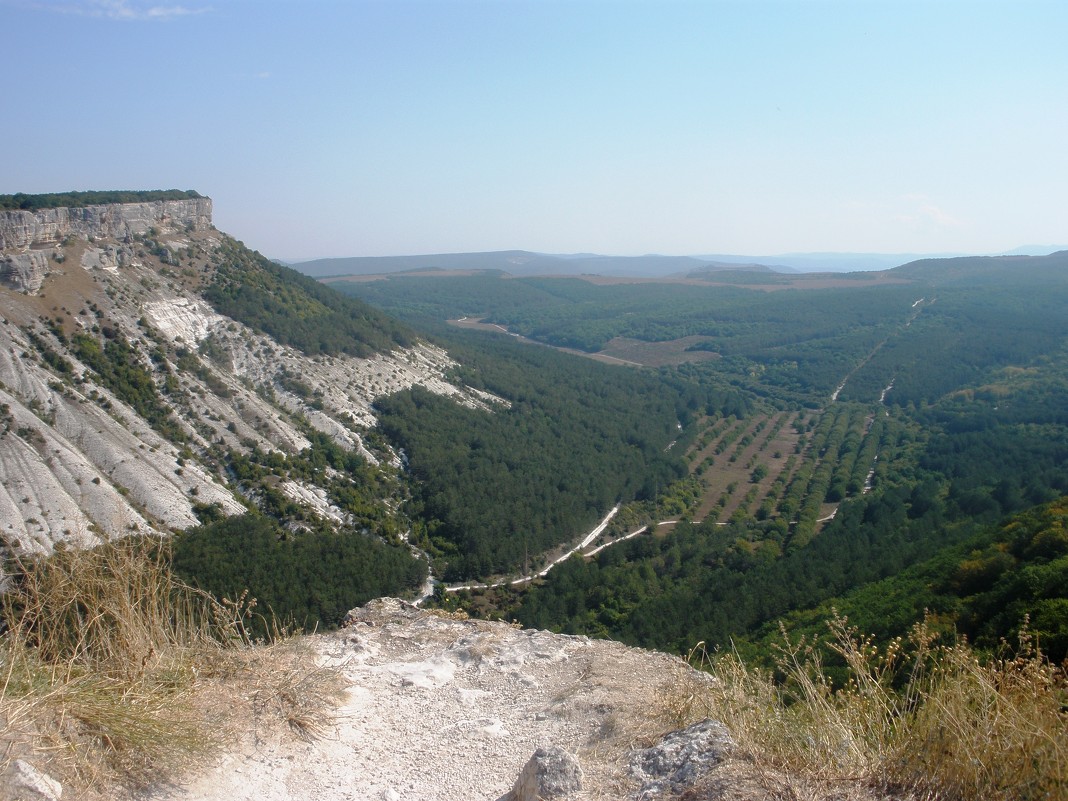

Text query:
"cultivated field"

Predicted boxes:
[[668, 402, 884, 549]]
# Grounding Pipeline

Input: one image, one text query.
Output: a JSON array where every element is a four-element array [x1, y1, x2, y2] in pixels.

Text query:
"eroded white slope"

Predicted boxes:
[[0, 222, 501, 555]]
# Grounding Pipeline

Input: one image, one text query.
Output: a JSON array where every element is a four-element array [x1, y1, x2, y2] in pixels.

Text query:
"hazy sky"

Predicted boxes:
[[3, 0, 1066, 260]]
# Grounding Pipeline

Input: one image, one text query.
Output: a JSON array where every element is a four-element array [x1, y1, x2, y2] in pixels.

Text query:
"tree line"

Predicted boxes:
[[0, 190, 203, 210]]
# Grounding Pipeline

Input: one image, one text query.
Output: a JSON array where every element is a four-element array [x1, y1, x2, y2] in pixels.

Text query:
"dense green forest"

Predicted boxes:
[[332, 272, 920, 404], [763, 496, 1068, 664], [170, 512, 425, 634], [510, 323, 1068, 656], [373, 327, 748, 580], [204, 238, 415, 358], [837, 288, 1068, 406], [0, 189, 203, 209], [333, 252, 1068, 410], [333, 254, 1068, 660]]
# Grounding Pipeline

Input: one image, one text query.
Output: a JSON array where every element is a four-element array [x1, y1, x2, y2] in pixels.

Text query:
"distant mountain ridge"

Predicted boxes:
[[888, 249, 1068, 285], [291, 250, 778, 279], [291, 246, 1068, 279]]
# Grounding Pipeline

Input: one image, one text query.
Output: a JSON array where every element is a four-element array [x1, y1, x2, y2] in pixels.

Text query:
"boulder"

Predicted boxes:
[[502, 746, 583, 801], [629, 718, 732, 796]]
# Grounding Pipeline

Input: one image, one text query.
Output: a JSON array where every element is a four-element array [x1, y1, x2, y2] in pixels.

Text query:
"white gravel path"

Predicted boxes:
[[152, 599, 699, 801]]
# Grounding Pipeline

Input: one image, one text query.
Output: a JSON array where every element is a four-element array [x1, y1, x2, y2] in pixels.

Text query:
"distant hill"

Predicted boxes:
[[291, 250, 781, 279], [889, 250, 1068, 286], [1002, 244, 1068, 256], [677, 247, 1067, 273], [295, 248, 1068, 279], [696, 252, 943, 273]]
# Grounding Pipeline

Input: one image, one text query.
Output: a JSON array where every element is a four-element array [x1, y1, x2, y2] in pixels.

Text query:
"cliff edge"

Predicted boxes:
[[148, 601, 900, 801], [0, 197, 213, 251], [0, 198, 212, 293]]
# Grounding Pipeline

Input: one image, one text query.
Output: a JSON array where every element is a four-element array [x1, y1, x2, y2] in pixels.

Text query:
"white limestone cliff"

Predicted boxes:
[[0, 198, 213, 251], [0, 198, 497, 555]]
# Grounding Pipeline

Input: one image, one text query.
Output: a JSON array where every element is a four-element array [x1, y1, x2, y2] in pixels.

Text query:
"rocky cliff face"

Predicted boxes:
[[0, 199, 213, 294], [0, 198, 213, 251], [0, 198, 495, 558], [0, 251, 50, 294]]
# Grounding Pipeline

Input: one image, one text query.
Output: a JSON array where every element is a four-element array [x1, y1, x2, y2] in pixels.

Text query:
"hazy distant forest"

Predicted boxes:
[[326, 253, 1068, 662]]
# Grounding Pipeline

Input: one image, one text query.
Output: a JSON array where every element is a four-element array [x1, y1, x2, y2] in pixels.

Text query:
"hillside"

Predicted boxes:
[[0, 194, 502, 620], [888, 249, 1068, 286], [754, 495, 1068, 661], [1, 196, 1065, 800], [0, 193, 719, 623]]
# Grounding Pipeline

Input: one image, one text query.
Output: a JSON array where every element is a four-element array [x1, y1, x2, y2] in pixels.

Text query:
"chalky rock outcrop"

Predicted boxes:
[[0, 198, 212, 293], [156, 598, 724, 801], [0, 197, 213, 251], [0, 251, 51, 293], [0, 197, 498, 556]]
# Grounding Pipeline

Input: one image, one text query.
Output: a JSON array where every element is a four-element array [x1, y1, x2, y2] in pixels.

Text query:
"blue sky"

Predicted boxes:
[[3, 0, 1066, 260]]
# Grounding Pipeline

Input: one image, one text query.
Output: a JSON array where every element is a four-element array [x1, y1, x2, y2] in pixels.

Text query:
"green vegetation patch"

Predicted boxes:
[[71, 329, 187, 442], [771, 496, 1068, 664], [171, 512, 426, 634], [515, 361, 1068, 656], [0, 189, 202, 210], [205, 239, 415, 358], [374, 328, 747, 580], [334, 272, 922, 403]]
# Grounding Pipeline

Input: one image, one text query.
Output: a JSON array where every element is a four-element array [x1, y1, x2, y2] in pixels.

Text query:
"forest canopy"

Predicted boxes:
[[334, 254, 1068, 660], [204, 238, 415, 357], [0, 190, 203, 209], [372, 327, 744, 580]]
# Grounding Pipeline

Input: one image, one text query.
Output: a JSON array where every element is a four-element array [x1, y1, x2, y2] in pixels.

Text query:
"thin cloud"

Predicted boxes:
[[897, 194, 963, 228], [20, 0, 210, 21]]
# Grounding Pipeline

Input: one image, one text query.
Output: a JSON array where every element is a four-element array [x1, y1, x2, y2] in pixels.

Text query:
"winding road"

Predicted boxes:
[[441, 505, 621, 593]]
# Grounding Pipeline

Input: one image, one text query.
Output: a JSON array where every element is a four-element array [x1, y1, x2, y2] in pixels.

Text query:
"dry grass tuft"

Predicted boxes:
[[0, 539, 344, 797], [897, 624, 1067, 800], [2, 539, 219, 671], [660, 614, 1068, 801], [200, 640, 347, 743]]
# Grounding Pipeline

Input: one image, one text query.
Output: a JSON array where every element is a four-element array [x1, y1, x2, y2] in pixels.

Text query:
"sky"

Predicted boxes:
[[2, 0, 1066, 260]]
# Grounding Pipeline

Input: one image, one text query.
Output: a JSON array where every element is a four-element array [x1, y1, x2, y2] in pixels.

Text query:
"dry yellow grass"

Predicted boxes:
[[662, 615, 1068, 801], [0, 539, 344, 798]]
